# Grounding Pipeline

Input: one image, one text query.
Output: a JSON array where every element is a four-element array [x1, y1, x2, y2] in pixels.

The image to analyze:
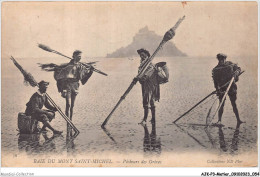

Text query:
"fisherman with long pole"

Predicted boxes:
[[173, 71, 244, 124], [102, 16, 185, 128], [136, 48, 157, 124], [38, 45, 107, 133], [211, 53, 244, 125], [10, 56, 79, 135], [54, 50, 93, 121], [25, 80, 63, 134], [135, 48, 168, 124]]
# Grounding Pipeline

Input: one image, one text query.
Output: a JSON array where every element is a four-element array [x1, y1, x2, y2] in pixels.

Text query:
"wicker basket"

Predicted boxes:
[[155, 62, 169, 84], [18, 112, 38, 134]]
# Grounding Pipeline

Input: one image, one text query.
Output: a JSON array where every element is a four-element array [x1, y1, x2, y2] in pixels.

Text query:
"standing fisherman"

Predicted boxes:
[[38, 44, 107, 134], [102, 16, 183, 128], [135, 49, 161, 124], [212, 53, 244, 125], [54, 50, 93, 120]]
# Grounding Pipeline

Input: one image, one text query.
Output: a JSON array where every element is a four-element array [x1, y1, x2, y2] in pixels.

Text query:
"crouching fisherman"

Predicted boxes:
[[135, 48, 169, 124], [25, 80, 63, 134]]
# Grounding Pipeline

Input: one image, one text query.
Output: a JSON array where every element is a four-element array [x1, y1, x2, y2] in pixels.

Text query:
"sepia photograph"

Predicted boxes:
[[1, 1, 258, 174]]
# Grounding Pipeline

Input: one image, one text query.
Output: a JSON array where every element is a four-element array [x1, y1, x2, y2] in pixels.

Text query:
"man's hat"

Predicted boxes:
[[38, 80, 49, 87], [216, 53, 227, 60], [73, 50, 82, 56], [137, 48, 150, 58]]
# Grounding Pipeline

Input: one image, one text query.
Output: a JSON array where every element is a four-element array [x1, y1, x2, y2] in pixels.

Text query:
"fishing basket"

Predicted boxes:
[[155, 62, 169, 84], [18, 112, 38, 134]]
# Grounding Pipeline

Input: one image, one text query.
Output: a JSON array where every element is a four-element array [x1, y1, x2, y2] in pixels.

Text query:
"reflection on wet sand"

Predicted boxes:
[[18, 127, 79, 156], [174, 123, 207, 148], [141, 121, 161, 155], [204, 126, 216, 149], [204, 122, 243, 154], [66, 128, 76, 155], [218, 125, 228, 152], [17, 120, 246, 157], [102, 127, 117, 144], [18, 132, 62, 155], [175, 122, 245, 154], [230, 124, 240, 152], [217, 122, 241, 153]]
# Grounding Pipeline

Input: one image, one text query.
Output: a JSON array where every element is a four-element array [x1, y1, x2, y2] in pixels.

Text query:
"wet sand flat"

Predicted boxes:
[[1, 56, 258, 167]]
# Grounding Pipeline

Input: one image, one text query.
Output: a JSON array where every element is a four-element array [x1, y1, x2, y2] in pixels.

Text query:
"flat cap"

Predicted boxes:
[[217, 53, 227, 59], [38, 80, 49, 87]]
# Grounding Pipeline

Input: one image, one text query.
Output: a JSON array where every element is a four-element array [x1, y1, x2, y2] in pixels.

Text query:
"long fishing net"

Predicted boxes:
[[176, 94, 219, 126]]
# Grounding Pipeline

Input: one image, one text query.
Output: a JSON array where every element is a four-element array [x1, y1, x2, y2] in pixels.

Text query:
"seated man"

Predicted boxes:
[[25, 80, 62, 134]]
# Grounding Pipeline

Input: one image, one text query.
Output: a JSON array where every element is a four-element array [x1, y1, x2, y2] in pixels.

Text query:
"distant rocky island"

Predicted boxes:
[[106, 26, 187, 58]]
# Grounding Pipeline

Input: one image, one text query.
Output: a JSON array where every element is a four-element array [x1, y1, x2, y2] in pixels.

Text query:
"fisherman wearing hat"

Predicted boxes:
[[54, 50, 93, 121], [25, 80, 62, 134], [212, 53, 244, 125], [135, 48, 160, 124]]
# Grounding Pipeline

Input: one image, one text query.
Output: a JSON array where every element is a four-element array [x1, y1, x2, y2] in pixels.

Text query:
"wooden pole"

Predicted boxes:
[[45, 93, 80, 136], [174, 71, 244, 124], [10, 56, 79, 136], [38, 44, 108, 76], [173, 91, 216, 123], [102, 16, 185, 127], [208, 77, 235, 125]]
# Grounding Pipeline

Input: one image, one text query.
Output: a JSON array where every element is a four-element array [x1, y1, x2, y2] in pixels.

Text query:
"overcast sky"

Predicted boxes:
[[2, 1, 258, 59]]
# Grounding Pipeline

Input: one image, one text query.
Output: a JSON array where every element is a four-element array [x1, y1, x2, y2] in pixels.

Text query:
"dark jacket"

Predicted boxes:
[[55, 60, 93, 92], [25, 92, 56, 116], [139, 63, 160, 101], [212, 61, 241, 93]]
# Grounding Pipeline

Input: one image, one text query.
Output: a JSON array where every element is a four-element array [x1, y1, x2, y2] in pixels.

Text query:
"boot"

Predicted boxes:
[[139, 108, 148, 124], [150, 107, 156, 123]]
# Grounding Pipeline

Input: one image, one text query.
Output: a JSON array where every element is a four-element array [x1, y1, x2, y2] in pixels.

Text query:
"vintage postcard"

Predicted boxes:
[[1, 1, 258, 170]]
